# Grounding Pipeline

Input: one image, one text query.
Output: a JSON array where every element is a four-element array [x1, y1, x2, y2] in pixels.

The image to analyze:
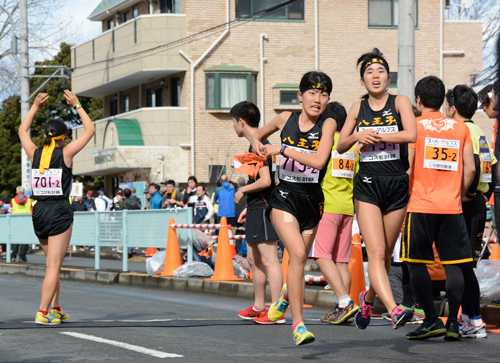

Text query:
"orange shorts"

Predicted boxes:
[[310, 212, 353, 263]]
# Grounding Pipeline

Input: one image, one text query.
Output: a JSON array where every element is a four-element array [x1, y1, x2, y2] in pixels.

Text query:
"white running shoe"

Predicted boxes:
[[460, 321, 488, 339]]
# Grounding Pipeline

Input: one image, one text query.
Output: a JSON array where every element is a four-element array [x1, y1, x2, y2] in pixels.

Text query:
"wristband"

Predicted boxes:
[[466, 192, 476, 199], [74, 103, 82, 109], [280, 144, 287, 156]]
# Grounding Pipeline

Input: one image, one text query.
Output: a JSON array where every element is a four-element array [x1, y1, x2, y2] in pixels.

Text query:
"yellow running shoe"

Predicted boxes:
[[293, 322, 315, 346], [35, 312, 61, 326], [51, 309, 70, 322], [268, 284, 289, 322]]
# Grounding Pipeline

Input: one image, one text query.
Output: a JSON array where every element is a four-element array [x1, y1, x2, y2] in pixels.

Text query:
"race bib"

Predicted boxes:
[[32, 169, 63, 196], [331, 151, 354, 179], [279, 146, 319, 183], [423, 137, 460, 171], [480, 136, 492, 183], [358, 125, 400, 162]]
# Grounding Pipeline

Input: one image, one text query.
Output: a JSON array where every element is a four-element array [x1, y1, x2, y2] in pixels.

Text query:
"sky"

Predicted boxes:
[[66, 0, 103, 46]]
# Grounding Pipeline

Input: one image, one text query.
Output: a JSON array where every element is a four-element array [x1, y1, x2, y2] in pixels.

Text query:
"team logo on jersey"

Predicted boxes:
[[382, 109, 392, 117], [308, 132, 319, 140], [362, 177, 372, 183], [278, 190, 288, 199], [419, 117, 456, 133]]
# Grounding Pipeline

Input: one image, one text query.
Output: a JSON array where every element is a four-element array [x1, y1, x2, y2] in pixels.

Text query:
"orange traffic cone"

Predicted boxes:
[[491, 243, 500, 261], [349, 233, 366, 306], [207, 217, 244, 281], [145, 248, 157, 257], [229, 239, 237, 259], [159, 217, 183, 277]]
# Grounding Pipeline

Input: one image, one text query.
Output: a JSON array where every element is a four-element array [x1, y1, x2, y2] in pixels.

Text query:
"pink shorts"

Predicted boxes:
[[310, 212, 353, 262]]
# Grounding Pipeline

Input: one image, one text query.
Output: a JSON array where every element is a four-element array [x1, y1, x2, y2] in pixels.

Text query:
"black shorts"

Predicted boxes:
[[353, 172, 409, 212], [401, 212, 473, 265], [246, 207, 279, 243], [32, 200, 74, 240], [266, 187, 324, 231]]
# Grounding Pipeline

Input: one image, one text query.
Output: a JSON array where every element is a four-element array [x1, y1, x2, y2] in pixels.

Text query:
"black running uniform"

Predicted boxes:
[[354, 94, 410, 211], [267, 111, 329, 231], [31, 148, 74, 239], [246, 140, 279, 243]]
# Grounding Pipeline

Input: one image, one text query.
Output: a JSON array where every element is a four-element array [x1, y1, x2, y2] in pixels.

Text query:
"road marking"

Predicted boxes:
[[60, 332, 183, 358], [21, 318, 242, 324]]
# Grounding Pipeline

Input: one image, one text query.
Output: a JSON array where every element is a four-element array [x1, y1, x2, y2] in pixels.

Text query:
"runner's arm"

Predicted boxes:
[[462, 142, 476, 200], [251, 112, 290, 157], [379, 95, 417, 144], [19, 93, 49, 163], [262, 118, 337, 170], [407, 147, 415, 176], [338, 101, 381, 153], [234, 166, 271, 204]]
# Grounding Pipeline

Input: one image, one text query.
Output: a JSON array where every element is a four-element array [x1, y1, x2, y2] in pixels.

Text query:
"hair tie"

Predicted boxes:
[[48, 133, 53, 137]]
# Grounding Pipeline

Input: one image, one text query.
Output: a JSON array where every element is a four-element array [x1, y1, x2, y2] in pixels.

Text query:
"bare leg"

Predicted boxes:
[[315, 259, 349, 299], [39, 225, 72, 311], [247, 243, 267, 310], [337, 262, 352, 293], [257, 241, 282, 303]]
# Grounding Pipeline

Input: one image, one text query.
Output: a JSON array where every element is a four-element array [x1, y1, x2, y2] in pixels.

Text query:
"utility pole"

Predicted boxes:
[[397, 0, 415, 102], [20, 0, 31, 193]]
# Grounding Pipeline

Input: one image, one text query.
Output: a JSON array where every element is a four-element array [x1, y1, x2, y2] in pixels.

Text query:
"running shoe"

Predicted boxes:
[[293, 322, 315, 346], [320, 308, 338, 323], [460, 321, 488, 339], [35, 312, 61, 326], [253, 310, 285, 324], [326, 300, 359, 325], [492, 297, 500, 306], [381, 312, 391, 321], [355, 291, 373, 330], [406, 319, 447, 340], [444, 319, 461, 341], [51, 309, 70, 322], [268, 284, 289, 322], [391, 305, 414, 329], [238, 304, 266, 320]]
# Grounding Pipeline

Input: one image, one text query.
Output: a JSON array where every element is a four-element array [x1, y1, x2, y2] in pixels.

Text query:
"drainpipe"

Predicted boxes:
[[260, 33, 268, 127], [315, 0, 319, 71], [179, 0, 230, 176], [439, 0, 443, 80]]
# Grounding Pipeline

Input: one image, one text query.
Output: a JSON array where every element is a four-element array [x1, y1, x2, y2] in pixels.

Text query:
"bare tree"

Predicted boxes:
[[0, 0, 71, 97], [446, 0, 500, 86]]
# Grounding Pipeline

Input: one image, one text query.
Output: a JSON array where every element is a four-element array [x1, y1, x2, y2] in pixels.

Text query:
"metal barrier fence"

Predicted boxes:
[[0, 208, 193, 271]]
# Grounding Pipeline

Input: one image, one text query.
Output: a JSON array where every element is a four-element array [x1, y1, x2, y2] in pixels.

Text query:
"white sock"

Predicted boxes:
[[252, 304, 263, 311], [470, 316, 483, 327], [338, 294, 350, 308]]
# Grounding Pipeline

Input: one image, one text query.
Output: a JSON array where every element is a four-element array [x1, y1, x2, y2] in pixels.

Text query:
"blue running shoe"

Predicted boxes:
[[355, 290, 373, 330]]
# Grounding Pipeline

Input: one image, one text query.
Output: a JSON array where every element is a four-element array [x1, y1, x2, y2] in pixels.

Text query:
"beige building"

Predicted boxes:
[[71, 0, 488, 192]]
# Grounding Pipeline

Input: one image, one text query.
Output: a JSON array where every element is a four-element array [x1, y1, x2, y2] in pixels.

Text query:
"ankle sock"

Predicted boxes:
[[292, 321, 303, 330], [252, 305, 264, 311], [283, 289, 288, 302], [338, 294, 350, 308], [469, 316, 483, 327], [52, 306, 61, 312], [39, 310, 48, 315]]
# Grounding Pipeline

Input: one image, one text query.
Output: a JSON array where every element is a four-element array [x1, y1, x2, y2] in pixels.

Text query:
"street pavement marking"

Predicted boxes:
[[220, 281, 253, 285], [121, 273, 150, 276], [61, 267, 82, 271], [60, 332, 183, 359]]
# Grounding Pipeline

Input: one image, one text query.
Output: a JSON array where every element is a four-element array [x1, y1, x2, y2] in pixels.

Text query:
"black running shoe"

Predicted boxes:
[[444, 319, 461, 341], [406, 319, 447, 340]]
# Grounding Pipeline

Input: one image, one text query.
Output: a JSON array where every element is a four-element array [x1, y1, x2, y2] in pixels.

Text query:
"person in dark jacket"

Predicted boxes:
[[182, 175, 198, 209], [215, 179, 236, 227], [72, 196, 88, 212], [114, 189, 140, 210]]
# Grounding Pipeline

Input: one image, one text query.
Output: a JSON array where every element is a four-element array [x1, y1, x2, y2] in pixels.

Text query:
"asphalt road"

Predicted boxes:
[[1, 275, 500, 363]]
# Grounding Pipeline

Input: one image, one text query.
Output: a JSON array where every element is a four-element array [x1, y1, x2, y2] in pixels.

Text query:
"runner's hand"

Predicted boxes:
[[33, 93, 49, 108], [234, 189, 245, 204], [252, 140, 265, 157], [261, 144, 280, 158], [354, 130, 382, 145], [354, 143, 369, 158], [64, 90, 79, 107], [238, 208, 247, 224]]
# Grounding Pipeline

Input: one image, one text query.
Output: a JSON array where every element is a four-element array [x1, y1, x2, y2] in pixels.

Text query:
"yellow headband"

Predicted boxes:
[[39, 133, 66, 173]]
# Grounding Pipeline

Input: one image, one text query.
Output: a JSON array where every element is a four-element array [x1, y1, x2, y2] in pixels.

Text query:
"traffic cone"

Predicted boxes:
[[159, 217, 183, 277], [207, 217, 244, 281], [491, 243, 500, 261], [145, 248, 157, 257], [349, 233, 366, 306]]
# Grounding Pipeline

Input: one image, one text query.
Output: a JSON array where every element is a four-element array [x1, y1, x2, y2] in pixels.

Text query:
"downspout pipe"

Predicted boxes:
[[260, 33, 268, 127], [180, 0, 230, 176], [315, 0, 318, 71]]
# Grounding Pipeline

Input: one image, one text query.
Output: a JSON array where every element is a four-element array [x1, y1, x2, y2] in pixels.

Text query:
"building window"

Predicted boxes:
[[280, 91, 299, 105], [171, 77, 181, 107], [107, 18, 114, 30], [132, 4, 139, 18], [205, 73, 257, 110], [368, 0, 418, 27], [160, 0, 180, 13], [123, 94, 130, 112], [123, 11, 131, 22], [109, 99, 118, 116], [147, 87, 163, 107], [236, 0, 304, 21], [209, 165, 227, 183], [388, 72, 398, 88]]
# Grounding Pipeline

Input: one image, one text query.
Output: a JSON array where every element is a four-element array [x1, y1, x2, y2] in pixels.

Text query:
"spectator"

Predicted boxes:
[[212, 178, 223, 223], [94, 190, 110, 211], [215, 176, 236, 227], [183, 176, 198, 209], [110, 188, 124, 210], [0, 196, 8, 215], [129, 186, 141, 206], [160, 180, 168, 199], [85, 190, 96, 211], [235, 177, 248, 227], [144, 189, 151, 209], [179, 187, 186, 196], [148, 183, 163, 209], [10, 186, 32, 262], [162, 180, 184, 209], [192, 184, 214, 223], [72, 195, 88, 212], [114, 189, 140, 210], [229, 180, 236, 190]]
